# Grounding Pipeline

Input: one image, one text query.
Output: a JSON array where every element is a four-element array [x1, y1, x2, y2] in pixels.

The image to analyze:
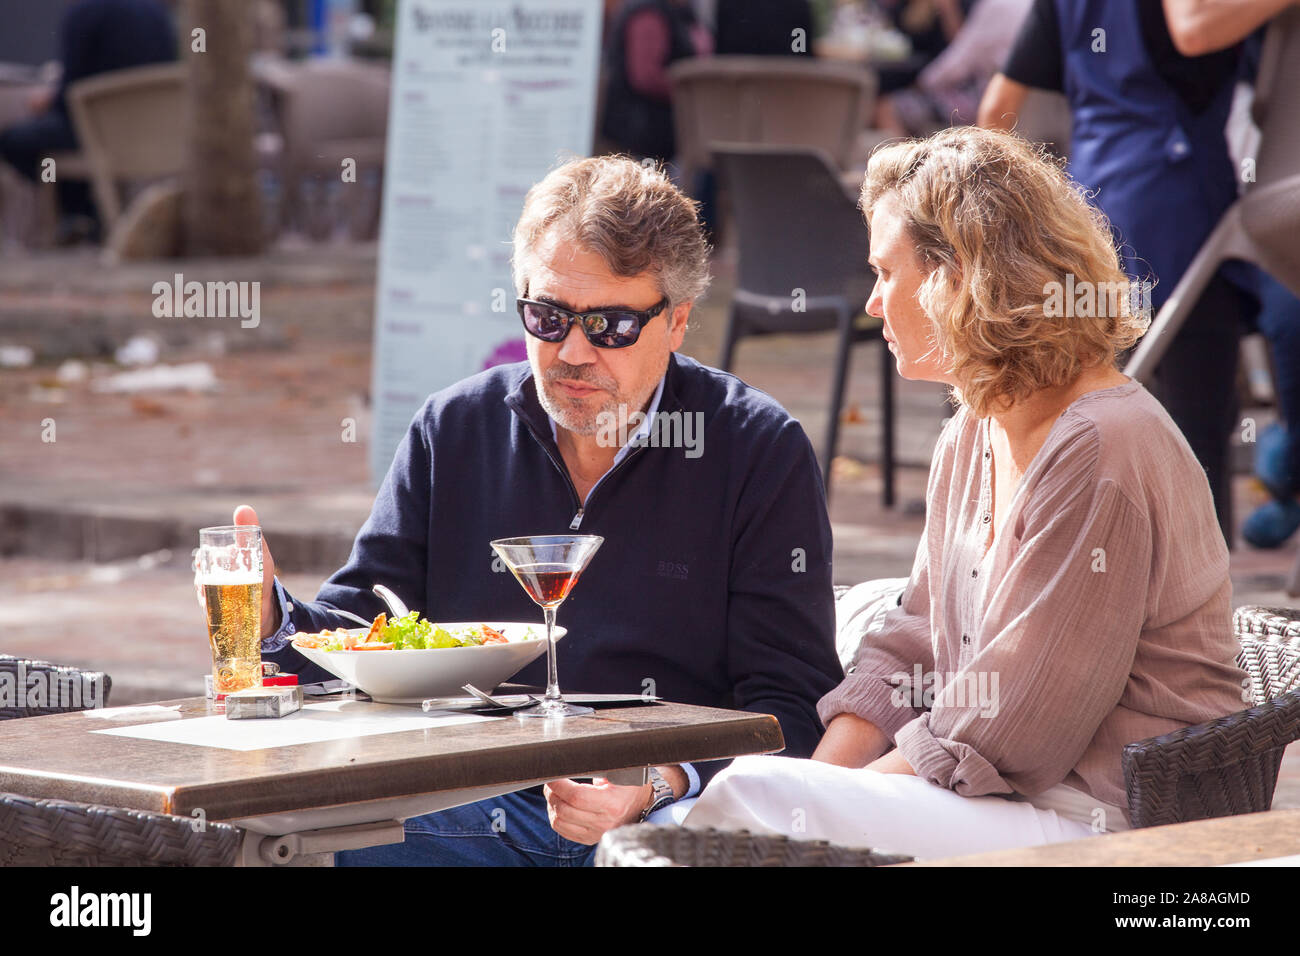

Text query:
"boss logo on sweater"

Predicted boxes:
[[656, 560, 689, 581]]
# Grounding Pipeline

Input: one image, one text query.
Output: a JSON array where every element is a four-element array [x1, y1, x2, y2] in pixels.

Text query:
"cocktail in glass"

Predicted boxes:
[[490, 534, 603, 718]]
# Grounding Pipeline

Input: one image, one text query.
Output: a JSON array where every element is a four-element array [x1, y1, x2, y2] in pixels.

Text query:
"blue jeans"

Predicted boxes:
[[1255, 273, 1300, 493], [334, 786, 598, 867]]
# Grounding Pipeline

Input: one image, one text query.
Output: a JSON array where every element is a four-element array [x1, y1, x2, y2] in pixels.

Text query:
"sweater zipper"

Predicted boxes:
[[521, 418, 651, 530], [576, 442, 648, 527]]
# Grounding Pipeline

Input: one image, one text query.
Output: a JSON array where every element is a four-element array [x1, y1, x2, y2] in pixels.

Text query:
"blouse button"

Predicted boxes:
[[984, 450, 991, 460], [971, 568, 978, 578], [981, 513, 991, 524], [962, 634, 970, 645]]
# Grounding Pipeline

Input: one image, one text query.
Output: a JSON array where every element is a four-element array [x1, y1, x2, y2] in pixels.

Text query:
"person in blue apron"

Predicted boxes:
[[978, 0, 1291, 547]]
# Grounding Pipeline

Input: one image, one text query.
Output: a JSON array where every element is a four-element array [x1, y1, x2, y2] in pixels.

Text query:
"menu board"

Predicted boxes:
[[370, 0, 604, 484]]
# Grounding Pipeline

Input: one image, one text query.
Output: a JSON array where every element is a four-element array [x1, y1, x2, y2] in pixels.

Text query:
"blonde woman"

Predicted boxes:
[[683, 127, 1249, 860]]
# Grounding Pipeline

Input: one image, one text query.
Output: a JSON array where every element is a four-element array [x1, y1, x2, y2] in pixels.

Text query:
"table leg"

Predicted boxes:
[[243, 820, 405, 866]]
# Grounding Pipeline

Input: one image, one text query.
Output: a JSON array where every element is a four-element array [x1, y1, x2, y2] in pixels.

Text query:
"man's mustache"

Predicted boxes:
[[545, 362, 617, 392]]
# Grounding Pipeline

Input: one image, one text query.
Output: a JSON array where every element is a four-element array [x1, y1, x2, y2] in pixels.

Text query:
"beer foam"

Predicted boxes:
[[198, 566, 262, 585]]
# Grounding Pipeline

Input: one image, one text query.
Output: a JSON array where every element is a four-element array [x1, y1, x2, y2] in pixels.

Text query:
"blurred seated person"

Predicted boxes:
[[715, 0, 815, 55], [0, 0, 176, 244], [874, 0, 970, 95], [683, 127, 1247, 859], [600, 0, 713, 164], [877, 0, 1032, 136]]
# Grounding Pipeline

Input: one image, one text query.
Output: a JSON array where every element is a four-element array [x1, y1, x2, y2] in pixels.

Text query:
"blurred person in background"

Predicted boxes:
[[0, 0, 176, 245], [714, 0, 815, 55], [1242, 276, 1300, 548], [978, 0, 1299, 548], [877, 0, 1032, 136], [873, 0, 970, 96], [600, 0, 713, 165]]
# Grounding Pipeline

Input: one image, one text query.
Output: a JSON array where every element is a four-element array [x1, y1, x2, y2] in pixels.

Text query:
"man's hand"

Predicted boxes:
[[235, 505, 279, 638], [544, 765, 688, 845], [812, 713, 891, 768], [195, 505, 279, 638]]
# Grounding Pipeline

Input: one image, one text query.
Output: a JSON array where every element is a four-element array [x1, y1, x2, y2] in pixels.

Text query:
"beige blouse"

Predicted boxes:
[[818, 379, 1248, 820]]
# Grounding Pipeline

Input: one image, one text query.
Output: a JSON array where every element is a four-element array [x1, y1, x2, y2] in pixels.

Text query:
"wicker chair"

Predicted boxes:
[[1232, 606, 1300, 703], [0, 657, 242, 866], [0, 794, 242, 867], [1110, 606, 1300, 829], [598, 605, 1300, 865], [0, 656, 111, 720], [1122, 687, 1300, 829]]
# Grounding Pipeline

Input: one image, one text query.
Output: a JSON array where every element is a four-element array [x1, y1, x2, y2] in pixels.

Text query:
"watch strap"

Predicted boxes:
[[638, 766, 676, 822]]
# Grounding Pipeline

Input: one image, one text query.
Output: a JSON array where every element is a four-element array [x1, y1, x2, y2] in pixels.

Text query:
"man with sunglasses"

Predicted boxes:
[[234, 155, 842, 866]]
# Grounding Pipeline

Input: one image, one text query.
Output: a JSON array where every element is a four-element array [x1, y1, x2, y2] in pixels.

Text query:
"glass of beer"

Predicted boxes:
[[195, 525, 263, 696]]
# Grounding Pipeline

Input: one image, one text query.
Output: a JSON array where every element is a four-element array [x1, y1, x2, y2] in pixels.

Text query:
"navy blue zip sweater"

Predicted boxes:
[[266, 353, 841, 784]]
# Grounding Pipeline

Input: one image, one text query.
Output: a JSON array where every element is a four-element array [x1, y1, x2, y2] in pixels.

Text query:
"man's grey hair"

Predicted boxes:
[[511, 155, 712, 306]]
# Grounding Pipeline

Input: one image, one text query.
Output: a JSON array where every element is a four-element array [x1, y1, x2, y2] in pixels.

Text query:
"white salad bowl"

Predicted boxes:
[[291, 622, 563, 703]]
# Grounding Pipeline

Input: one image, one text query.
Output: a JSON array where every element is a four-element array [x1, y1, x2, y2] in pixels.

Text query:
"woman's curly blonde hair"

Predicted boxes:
[[861, 127, 1150, 418]]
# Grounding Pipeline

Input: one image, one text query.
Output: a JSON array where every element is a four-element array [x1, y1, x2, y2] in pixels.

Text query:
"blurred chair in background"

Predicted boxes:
[[254, 56, 390, 242], [670, 55, 877, 201], [713, 145, 894, 505], [61, 62, 187, 248]]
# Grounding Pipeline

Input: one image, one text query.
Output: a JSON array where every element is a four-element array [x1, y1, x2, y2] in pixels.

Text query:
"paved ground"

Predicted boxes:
[[2, 241, 1297, 809]]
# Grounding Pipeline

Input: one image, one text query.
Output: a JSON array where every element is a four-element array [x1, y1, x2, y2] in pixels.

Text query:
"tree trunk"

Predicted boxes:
[[181, 0, 263, 256]]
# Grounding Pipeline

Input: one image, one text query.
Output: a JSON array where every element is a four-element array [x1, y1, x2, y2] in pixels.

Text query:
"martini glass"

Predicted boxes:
[[490, 534, 603, 718]]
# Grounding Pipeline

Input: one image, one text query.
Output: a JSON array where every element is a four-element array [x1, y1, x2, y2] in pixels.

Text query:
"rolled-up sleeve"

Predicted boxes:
[[895, 470, 1152, 798]]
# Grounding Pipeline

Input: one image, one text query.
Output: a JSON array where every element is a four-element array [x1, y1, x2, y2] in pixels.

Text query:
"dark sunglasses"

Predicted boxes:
[[516, 295, 669, 349]]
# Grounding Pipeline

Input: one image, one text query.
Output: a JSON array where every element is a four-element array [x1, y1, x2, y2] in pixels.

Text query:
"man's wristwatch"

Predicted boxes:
[[638, 766, 676, 822]]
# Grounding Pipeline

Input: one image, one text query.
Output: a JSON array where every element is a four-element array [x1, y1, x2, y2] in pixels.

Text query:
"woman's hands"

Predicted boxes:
[[813, 715, 916, 774], [864, 747, 916, 776], [812, 713, 892, 767]]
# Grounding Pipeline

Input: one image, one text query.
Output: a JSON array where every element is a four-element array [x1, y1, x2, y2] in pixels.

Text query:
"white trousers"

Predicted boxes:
[[682, 755, 1116, 861]]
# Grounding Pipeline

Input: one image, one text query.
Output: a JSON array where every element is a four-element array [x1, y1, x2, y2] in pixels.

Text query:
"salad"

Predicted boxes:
[[292, 612, 537, 652]]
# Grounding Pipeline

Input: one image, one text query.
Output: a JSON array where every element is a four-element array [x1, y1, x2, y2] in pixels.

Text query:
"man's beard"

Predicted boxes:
[[535, 361, 655, 437]]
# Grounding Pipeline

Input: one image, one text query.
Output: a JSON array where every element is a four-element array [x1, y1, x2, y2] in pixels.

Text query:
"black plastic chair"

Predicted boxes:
[[713, 144, 895, 506]]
